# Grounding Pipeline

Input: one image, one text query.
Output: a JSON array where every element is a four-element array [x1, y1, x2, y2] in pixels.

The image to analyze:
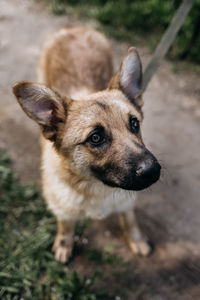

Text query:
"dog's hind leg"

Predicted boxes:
[[52, 219, 75, 263], [119, 210, 152, 257]]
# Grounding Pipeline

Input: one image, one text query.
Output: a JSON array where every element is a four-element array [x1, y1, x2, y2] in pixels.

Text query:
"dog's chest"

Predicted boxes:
[[44, 177, 136, 220], [84, 189, 136, 219]]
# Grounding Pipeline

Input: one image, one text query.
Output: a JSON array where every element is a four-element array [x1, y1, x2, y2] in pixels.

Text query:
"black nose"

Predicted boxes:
[[135, 159, 161, 182]]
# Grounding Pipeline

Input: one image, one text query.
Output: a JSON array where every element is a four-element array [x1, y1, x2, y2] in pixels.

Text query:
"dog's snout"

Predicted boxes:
[[135, 159, 161, 180], [123, 156, 161, 190]]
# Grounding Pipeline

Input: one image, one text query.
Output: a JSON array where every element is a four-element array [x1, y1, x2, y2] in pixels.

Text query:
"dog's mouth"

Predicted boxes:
[[99, 172, 160, 191], [91, 160, 161, 191]]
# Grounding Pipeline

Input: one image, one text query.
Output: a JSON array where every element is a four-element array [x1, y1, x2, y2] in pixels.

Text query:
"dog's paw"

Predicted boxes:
[[52, 236, 72, 263], [128, 238, 152, 257]]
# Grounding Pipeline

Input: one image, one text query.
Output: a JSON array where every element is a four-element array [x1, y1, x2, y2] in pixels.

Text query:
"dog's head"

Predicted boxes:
[[13, 47, 160, 191]]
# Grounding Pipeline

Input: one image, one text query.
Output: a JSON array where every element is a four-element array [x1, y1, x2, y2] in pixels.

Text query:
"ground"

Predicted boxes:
[[1, 0, 200, 299]]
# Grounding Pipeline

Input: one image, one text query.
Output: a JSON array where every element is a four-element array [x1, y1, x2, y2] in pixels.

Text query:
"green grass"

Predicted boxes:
[[0, 149, 128, 299]]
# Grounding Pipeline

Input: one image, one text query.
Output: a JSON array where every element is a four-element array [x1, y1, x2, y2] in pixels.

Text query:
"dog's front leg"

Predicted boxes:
[[119, 210, 151, 256], [52, 219, 75, 263]]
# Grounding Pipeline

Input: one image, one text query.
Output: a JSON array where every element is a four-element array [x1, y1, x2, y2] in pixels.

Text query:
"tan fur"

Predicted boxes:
[[13, 26, 159, 263], [52, 219, 75, 263], [38, 26, 113, 96]]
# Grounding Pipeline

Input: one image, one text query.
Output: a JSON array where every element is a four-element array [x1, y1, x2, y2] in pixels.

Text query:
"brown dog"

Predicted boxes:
[[13, 26, 161, 263]]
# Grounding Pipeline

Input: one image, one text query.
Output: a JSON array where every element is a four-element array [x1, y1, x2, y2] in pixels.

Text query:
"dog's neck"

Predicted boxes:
[[70, 88, 94, 100]]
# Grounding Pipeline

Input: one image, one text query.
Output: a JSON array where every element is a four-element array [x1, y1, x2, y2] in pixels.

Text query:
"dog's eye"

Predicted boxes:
[[129, 115, 140, 134], [89, 132, 105, 146]]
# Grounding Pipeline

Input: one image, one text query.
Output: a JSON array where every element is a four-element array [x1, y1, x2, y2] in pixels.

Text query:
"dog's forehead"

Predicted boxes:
[[71, 89, 142, 121], [64, 90, 143, 145]]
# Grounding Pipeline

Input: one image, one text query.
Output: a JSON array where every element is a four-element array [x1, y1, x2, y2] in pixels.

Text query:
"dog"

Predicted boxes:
[[13, 26, 161, 263]]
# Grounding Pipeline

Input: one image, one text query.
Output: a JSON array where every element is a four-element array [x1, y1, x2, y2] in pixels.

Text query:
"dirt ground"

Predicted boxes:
[[1, 0, 200, 299]]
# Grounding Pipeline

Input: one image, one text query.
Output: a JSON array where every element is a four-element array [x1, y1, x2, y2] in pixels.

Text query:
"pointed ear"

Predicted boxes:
[[108, 47, 143, 107], [13, 81, 66, 141]]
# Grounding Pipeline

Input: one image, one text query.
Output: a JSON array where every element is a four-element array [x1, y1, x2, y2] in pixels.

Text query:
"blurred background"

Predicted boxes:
[[0, 0, 200, 299]]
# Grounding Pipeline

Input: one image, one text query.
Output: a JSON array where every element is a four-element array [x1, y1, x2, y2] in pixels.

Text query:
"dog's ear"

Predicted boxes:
[[108, 47, 143, 107], [13, 81, 67, 141]]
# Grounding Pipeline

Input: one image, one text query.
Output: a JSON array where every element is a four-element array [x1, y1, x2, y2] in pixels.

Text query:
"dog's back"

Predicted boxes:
[[38, 26, 113, 99]]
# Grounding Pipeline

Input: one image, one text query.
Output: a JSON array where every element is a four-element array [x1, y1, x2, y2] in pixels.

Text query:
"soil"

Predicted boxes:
[[1, 0, 200, 299]]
